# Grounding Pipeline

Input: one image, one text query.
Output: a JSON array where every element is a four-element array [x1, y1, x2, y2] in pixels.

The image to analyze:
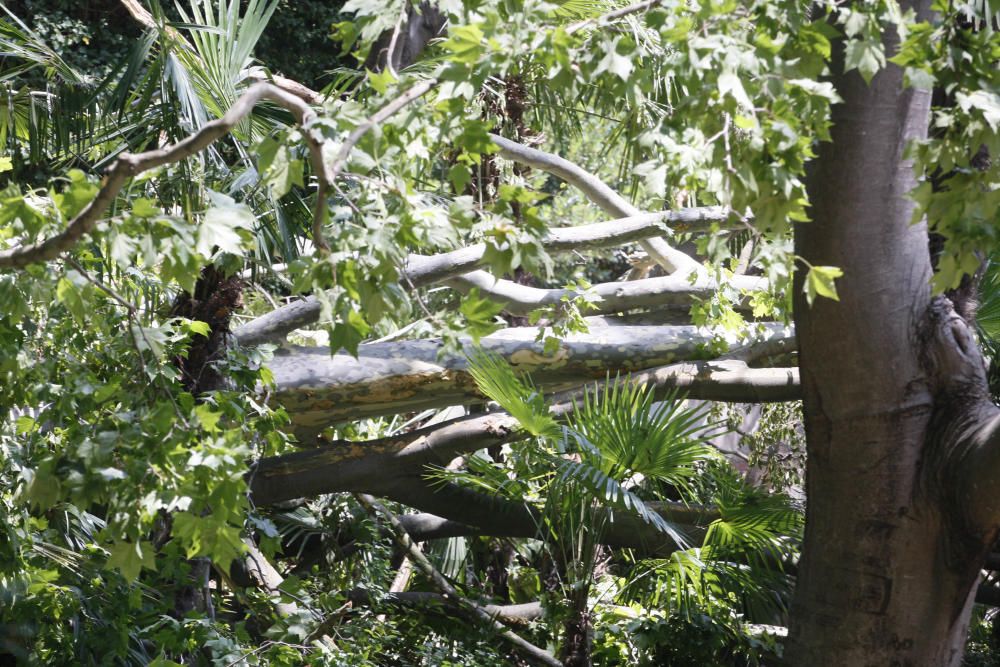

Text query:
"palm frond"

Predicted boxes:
[[977, 257, 1000, 343], [553, 455, 691, 549], [568, 380, 721, 492], [467, 349, 560, 438]]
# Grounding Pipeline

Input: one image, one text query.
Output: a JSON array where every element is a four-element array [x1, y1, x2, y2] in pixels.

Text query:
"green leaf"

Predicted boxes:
[[15, 415, 36, 434], [195, 404, 223, 433], [186, 320, 212, 338], [442, 24, 485, 63], [257, 137, 304, 198], [843, 38, 885, 84], [448, 163, 472, 192], [56, 169, 99, 219], [329, 309, 370, 357], [0, 156, 12, 173], [804, 265, 844, 305], [467, 350, 560, 439], [367, 67, 397, 94], [56, 276, 86, 323], [25, 466, 62, 510], [132, 198, 159, 218], [93, 381, 121, 404], [460, 288, 504, 342], [105, 541, 155, 581], [197, 191, 254, 256]]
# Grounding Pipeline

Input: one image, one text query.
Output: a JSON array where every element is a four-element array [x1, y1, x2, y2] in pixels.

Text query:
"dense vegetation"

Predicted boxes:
[[0, 0, 998, 665]]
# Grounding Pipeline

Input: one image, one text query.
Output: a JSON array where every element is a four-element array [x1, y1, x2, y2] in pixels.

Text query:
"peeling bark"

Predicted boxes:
[[268, 323, 794, 437]]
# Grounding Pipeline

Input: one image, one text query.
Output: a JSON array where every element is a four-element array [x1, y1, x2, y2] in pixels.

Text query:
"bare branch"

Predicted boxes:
[[355, 493, 561, 667], [448, 269, 768, 317], [0, 83, 315, 270], [567, 0, 667, 34], [234, 206, 741, 346], [488, 133, 703, 275], [347, 589, 543, 626]]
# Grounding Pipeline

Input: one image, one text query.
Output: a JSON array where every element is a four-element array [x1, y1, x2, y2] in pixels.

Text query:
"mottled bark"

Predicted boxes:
[[269, 323, 794, 437], [785, 2, 1000, 663]]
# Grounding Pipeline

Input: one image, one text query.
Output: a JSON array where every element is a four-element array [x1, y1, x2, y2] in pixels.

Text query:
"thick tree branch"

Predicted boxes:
[[249, 347, 799, 505], [373, 478, 710, 556], [448, 269, 768, 317], [355, 493, 561, 667], [488, 133, 703, 275], [267, 323, 793, 434], [234, 206, 738, 346], [0, 83, 315, 270]]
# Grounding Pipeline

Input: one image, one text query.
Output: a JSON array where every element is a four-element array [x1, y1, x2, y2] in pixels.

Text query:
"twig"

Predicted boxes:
[[384, 2, 410, 79], [567, 0, 666, 35], [63, 255, 136, 314], [354, 493, 561, 667]]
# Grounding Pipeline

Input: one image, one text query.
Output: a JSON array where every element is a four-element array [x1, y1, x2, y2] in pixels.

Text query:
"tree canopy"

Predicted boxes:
[[0, 0, 998, 665]]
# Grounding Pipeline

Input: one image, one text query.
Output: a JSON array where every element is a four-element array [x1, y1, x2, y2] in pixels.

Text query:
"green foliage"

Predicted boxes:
[[459, 353, 800, 662], [2, 0, 997, 662]]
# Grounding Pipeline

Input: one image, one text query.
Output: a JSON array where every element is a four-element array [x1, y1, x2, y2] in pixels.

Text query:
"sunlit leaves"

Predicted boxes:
[[442, 24, 486, 64], [105, 540, 155, 582], [803, 265, 844, 306], [197, 190, 254, 256], [256, 134, 304, 198], [459, 288, 505, 342], [467, 349, 559, 439]]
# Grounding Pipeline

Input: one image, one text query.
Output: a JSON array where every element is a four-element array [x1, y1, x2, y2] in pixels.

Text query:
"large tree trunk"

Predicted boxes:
[[785, 2, 999, 663]]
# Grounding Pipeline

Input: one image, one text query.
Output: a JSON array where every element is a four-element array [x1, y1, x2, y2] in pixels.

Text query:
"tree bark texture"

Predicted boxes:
[[269, 323, 793, 438], [785, 2, 1000, 663]]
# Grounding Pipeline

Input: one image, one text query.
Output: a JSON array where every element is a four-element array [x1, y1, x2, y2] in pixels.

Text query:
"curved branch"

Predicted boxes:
[[0, 83, 315, 270], [234, 206, 738, 346], [488, 133, 703, 275]]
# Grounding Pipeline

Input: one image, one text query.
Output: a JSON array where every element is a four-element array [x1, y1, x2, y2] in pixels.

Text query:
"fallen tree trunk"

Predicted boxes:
[[251, 356, 800, 506], [346, 589, 544, 626], [269, 323, 794, 437]]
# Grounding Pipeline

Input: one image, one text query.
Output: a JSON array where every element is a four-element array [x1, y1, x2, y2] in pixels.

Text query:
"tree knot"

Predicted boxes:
[[919, 296, 989, 400]]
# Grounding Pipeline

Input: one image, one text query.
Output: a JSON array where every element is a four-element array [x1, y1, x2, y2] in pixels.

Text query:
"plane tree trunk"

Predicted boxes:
[[785, 2, 1000, 662]]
